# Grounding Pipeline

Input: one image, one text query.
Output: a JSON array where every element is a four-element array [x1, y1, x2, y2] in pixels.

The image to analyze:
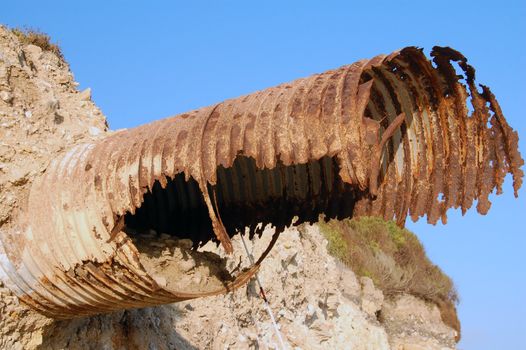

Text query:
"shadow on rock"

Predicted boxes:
[[38, 305, 197, 350]]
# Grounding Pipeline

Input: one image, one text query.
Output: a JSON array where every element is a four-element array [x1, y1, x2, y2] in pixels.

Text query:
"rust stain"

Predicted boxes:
[[0, 46, 522, 319]]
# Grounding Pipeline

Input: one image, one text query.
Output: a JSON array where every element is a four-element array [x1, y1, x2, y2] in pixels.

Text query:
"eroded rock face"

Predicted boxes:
[[0, 25, 458, 349], [160, 225, 457, 350], [172, 225, 393, 350], [0, 24, 108, 350], [0, 25, 107, 229], [381, 294, 458, 350]]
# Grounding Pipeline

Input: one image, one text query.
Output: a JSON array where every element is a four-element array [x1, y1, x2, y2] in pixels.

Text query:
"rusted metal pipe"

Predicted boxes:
[[0, 46, 522, 319]]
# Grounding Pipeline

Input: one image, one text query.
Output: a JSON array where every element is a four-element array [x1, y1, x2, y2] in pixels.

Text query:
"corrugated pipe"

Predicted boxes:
[[0, 46, 522, 319]]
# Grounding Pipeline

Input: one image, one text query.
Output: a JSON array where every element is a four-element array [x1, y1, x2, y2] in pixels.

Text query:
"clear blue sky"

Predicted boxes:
[[2, 1, 524, 349]]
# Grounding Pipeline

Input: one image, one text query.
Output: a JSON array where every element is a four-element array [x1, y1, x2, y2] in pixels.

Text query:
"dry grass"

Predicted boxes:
[[11, 27, 64, 60], [319, 216, 460, 339]]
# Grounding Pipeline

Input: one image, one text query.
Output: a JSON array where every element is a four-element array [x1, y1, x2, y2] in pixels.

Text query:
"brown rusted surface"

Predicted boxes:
[[0, 46, 522, 319]]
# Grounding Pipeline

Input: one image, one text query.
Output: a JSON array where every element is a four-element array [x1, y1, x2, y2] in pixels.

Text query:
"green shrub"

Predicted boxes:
[[318, 216, 460, 338], [318, 221, 350, 264]]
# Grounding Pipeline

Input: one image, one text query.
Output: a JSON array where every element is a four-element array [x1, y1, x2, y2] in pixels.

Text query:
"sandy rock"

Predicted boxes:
[[0, 90, 12, 103], [7, 168, 30, 186], [163, 226, 393, 350], [382, 294, 457, 350], [361, 276, 385, 317], [24, 44, 42, 60], [78, 87, 91, 101], [44, 97, 59, 112], [89, 126, 102, 136]]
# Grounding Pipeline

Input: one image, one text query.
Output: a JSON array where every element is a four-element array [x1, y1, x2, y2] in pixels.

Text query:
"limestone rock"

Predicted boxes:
[[78, 87, 91, 101], [0, 90, 12, 103], [361, 276, 385, 317], [24, 44, 42, 60]]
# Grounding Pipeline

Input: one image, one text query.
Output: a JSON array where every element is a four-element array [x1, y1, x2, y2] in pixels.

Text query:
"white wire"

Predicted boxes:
[[240, 233, 287, 350]]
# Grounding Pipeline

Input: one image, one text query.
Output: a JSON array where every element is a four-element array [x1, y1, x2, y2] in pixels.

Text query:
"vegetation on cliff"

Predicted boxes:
[[319, 217, 460, 337], [10, 27, 64, 60]]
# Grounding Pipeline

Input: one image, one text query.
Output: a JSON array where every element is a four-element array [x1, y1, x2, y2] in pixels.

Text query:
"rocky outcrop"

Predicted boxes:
[[0, 24, 108, 350], [0, 25, 107, 229], [158, 224, 457, 350], [0, 25, 458, 349], [382, 294, 458, 350]]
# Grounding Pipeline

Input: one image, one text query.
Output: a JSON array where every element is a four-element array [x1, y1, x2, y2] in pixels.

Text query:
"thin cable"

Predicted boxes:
[[240, 233, 287, 350]]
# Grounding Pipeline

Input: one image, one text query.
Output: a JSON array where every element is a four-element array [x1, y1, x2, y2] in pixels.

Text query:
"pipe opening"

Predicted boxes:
[[122, 155, 365, 292], [124, 155, 364, 248]]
